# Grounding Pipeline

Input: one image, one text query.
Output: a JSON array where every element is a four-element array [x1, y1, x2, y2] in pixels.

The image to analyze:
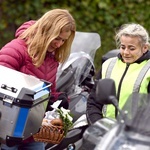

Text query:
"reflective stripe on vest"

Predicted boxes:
[[103, 58, 117, 116], [133, 60, 150, 92], [105, 58, 117, 78]]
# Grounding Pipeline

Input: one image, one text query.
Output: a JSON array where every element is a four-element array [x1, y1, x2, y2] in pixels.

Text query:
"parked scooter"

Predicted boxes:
[[82, 78, 150, 150], [45, 31, 101, 150]]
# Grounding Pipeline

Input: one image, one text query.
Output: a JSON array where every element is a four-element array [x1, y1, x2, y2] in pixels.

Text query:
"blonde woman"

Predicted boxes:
[[0, 8, 76, 150]]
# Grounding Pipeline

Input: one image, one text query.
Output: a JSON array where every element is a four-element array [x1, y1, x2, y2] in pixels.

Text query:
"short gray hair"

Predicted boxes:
[[115, 23, 150, 49]]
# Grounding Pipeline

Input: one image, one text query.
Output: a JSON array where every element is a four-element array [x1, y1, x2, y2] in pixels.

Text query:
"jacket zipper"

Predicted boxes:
[[115, 63, 130, 117]]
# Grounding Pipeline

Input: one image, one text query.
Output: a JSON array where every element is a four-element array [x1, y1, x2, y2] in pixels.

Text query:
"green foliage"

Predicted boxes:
[[0, 0, 150, 71], [57, 107, 73, 136]]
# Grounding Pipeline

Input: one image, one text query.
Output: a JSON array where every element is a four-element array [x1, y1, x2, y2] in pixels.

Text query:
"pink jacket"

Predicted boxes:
[[0, 21, 67, 144], [0, 20, 60, 101]]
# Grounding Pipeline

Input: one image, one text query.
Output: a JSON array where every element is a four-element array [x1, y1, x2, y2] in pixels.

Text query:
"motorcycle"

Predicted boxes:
[[45, 31, 101, 150], [82, 78, 150, 150], [101, 49, 119, 64]]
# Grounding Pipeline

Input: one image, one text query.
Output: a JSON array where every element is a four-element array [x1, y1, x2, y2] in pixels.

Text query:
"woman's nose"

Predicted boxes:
[[55, 41, 63, 48], [124, 48, 130, 54]]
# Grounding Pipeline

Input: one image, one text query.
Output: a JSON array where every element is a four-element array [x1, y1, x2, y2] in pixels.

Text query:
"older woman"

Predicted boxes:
[[87, 23, 150, 124]]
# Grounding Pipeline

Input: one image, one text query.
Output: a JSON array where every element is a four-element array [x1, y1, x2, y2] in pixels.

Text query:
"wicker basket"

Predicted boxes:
[[33, 124, 64, 144]]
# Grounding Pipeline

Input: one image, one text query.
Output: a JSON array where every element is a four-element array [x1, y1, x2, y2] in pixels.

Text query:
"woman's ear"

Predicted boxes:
[[143, 44, 149, 53]]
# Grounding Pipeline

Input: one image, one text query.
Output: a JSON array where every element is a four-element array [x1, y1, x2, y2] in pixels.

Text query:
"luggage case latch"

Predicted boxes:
[[3, 95, 14, 106], [1, 84, 18, 93]]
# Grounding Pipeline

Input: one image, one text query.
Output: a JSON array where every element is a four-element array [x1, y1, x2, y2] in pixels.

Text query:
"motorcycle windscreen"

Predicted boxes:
[[71, 31, 101, 60], [118, 93, 150, 137], [71, 57, 94, 86], [56, 31, 100, 95], [56, 52, 94, 96]]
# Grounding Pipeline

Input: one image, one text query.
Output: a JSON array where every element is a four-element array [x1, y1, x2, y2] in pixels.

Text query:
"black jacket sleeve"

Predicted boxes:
[[86, 69, 104, 125]]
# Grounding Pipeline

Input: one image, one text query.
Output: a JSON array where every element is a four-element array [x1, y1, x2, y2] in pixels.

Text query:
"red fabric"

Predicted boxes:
[[0, 20, 61, 100], [15, 20, 36, 38], [0, 21, 64, 143]]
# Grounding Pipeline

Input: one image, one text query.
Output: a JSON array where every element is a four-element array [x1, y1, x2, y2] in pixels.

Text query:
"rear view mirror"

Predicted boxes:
[[96, 78, 117, 106]]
